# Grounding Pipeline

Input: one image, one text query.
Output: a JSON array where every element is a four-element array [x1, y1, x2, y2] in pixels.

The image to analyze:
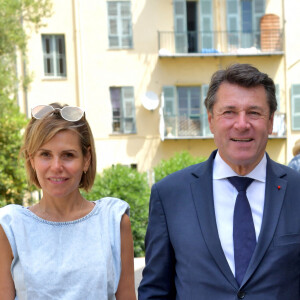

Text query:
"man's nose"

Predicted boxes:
[[234, 112, 250, 129]]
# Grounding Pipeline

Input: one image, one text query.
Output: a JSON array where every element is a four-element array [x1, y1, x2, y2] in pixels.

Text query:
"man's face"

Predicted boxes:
[[208, 82, 274, 175]]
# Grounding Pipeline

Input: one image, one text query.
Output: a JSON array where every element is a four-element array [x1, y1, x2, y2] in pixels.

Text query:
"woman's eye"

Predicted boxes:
[[40, 152, 50, 157], [63, 153, 74, 159]]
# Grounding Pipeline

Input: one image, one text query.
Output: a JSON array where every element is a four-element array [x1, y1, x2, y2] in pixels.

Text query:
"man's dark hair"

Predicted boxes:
[[204, 63, 277, 117]]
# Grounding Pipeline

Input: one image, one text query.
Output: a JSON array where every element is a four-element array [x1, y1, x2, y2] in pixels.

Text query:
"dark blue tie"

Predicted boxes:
[[228, 176, 256, 286]]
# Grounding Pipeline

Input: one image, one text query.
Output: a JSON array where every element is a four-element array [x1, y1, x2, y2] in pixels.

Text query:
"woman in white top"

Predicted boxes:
[[0, 103, 136, 300]]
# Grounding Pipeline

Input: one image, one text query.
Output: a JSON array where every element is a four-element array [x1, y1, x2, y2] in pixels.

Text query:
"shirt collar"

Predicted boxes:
[[213, 151, 266, 183]]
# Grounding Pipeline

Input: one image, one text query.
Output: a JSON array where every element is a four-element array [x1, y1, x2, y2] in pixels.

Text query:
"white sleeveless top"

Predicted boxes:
[[0, 198, 130, 300]]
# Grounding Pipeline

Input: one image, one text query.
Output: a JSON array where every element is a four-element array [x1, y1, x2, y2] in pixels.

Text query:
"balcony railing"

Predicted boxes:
[[158, 30, 283, 56], [163, 112, 286, 139]]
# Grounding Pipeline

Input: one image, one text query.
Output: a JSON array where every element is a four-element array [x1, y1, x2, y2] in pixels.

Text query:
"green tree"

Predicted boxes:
[[154, 151, 207, 182], [0, 99, 27, 205], [82, 165, 151, 257], [0, 0, 52, 207]]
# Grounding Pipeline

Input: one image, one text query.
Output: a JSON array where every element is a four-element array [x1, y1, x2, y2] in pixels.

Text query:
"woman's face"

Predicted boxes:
[[30, 130, 91, 200]]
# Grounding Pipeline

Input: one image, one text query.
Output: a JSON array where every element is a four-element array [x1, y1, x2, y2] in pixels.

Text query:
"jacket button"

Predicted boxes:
[[237, 291, 245, 299]]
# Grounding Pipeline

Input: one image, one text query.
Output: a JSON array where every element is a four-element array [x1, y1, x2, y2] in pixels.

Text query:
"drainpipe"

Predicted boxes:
[[72, 0, 84, 108]]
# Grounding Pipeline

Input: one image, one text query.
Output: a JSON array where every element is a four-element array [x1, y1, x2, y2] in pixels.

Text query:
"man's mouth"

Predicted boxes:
[[231, 138, 253, 142]]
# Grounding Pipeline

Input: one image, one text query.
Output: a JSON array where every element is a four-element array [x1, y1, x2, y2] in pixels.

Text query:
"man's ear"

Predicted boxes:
[[268, 113, 275, 135], [207, 110, 214, 134]]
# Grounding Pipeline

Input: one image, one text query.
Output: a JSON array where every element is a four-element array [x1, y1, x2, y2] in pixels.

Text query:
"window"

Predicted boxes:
[[107, 1, 133, 49], [291, 84, 300, 130], [163, 85, 212, 137], [42, 35, 66, 77], [226, 0, 265, 50], [173, 0, 214, 53], [110, 87, 136, 134]]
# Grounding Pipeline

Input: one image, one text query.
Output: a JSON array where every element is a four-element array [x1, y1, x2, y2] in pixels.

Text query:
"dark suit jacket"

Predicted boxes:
[[138, 150, 300, 300]]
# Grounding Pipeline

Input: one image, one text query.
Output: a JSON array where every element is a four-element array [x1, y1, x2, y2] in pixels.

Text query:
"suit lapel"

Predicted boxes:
[[242, 156, 287, 286], [190, 150, 239, 290]]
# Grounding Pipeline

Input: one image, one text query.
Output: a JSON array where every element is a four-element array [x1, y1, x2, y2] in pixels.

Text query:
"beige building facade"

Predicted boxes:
[[17, 0, 300, 174]]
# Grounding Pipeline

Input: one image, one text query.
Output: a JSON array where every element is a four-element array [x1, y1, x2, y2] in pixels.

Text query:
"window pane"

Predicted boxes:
[[122, 19, 131, 34], [254, 0, 264, 13], [120, 2, 130, 16], [125, 102, 133, 117], [108, 2, 117, 15], [45, 38, 51, 53], [46, 58, 52, 74], [110, 87, 122, 132], [110, 88, 121, 108], [124, 119, 134, 132], [109, 20, 118, 34], [109, 37, 119, 47], [122, 37, 131, 47], [57, 38, 63, 53], [295, 98, 300, 113], [59, 58, 64, 74]]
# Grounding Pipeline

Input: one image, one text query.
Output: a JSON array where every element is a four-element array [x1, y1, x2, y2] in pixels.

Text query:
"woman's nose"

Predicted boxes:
[[50, 157, 63, 171]]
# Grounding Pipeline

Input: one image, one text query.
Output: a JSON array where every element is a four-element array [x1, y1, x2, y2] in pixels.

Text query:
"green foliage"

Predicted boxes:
[[82, 165, 151, 257], [0, 97, 28, 206], [0, 0, 52, 207], [154, 151, 207, 182], [0, 0, 53, 93]]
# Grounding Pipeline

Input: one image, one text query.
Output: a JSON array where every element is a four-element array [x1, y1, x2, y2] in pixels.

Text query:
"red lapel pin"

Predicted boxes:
[[277, 185, 281, 190]]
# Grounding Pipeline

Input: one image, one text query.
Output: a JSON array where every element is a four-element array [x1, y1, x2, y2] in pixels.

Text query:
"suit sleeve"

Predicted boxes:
[[138, 183, 176, 299]]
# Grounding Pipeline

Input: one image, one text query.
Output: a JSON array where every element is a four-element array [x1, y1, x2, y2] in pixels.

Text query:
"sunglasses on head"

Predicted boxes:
[[31, 105, 85, 122]]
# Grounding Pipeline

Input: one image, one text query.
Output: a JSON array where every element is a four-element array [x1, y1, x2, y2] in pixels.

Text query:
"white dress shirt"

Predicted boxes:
[[212, 151, 266, 275]]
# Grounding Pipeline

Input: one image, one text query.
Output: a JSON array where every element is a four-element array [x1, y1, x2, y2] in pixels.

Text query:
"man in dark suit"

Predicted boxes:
[[138, 63, 300, 299]]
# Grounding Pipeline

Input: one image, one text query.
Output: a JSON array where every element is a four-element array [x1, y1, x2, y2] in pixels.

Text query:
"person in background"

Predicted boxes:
[[0, 103, 136, 300], [138, 64, 300, 299], [288, 139, 300, 172]]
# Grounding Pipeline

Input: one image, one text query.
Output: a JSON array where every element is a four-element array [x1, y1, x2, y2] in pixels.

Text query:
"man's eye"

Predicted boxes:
[[249, 111, 260, 116], [223, 111, 234, 115]]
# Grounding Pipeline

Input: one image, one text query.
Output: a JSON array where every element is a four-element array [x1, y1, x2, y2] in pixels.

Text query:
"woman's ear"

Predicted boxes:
[[84, 147, 91, 172], [29, 154, 35, 171]]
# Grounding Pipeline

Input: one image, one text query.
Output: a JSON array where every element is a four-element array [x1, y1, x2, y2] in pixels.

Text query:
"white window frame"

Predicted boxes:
[[163, 85, 212, 138], [110, 86, 136, 134], [107, 1, 133, 49], [42, 35, 66, 78]]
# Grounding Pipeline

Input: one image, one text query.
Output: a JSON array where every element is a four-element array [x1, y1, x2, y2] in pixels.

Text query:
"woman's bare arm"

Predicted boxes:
[[115, 214, 136, 300], [0, 225, 15, 300]]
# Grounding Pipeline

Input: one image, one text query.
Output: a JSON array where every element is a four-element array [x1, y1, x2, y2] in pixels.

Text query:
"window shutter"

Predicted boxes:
[[253, 0, 265, 47], [163, 86, 176, 137], [55, 36, 66, 76], [291, 84, 300, 130], [241, 0, 253, 48], [200, 0, 214, 50], [201, 84, 212, 136], [120, 2, 133, 48], [227, 0, 240, 49], [122, 87, 136, 133], [173, 0, 187, 53], [42, 35, 54, 76], [107, 2, 119, 48], [107, 1, 132, 49]]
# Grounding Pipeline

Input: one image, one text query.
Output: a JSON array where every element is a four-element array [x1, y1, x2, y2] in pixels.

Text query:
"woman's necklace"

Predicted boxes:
[[37, 198, 85, 222]]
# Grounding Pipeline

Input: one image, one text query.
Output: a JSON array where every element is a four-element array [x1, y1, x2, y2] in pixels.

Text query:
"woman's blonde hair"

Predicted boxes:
[[20, 103, 96, 191]]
